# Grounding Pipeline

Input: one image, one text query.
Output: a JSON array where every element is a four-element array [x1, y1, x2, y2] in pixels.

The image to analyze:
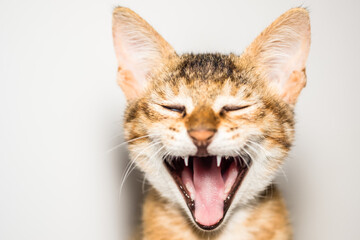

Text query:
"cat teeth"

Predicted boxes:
[[179, 155, 247, 168], [217, 156, 222, 167], [184, 156, 189, 166]]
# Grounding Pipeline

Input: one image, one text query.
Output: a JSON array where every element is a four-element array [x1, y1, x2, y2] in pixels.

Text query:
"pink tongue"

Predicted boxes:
[[193, 157, 225, 226]]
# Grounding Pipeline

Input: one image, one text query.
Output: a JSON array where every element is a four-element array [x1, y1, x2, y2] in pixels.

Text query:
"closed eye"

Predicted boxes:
[[161, 105, 185, 114], [222, 105, 251, 112]]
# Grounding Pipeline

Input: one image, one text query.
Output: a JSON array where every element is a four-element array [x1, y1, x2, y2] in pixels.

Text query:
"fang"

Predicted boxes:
[[184, 156, 189, 166], [217, 156, 222, 167]]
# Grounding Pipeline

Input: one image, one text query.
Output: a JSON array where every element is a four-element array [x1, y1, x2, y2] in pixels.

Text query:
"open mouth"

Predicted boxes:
[[164, 155, 251, 230]]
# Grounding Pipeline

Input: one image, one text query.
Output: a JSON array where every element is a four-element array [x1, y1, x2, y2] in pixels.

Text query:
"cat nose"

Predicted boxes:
[[188, 129, 216, 155], [188, 129, 215, 144]]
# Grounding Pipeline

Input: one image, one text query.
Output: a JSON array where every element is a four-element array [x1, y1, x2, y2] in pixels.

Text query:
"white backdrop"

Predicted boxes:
[[1, 0, 359, 239]]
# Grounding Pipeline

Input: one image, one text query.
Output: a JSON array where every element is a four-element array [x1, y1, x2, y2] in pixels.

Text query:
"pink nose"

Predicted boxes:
[[188, 129, 215, 147]]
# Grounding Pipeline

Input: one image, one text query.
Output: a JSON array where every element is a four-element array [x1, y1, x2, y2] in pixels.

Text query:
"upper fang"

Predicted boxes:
[[184, 156, 189, 166], [217, 156, 222, 167]]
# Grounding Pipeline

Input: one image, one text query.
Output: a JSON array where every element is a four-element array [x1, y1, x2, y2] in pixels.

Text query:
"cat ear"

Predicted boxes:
[[112, 7, 176, 100], [243, 8, 311, 105]]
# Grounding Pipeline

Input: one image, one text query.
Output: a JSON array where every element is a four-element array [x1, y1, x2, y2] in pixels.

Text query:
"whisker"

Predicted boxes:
[[239, 148, 252, 169], [247, 140, 287, 180], [245, 142, 273, 174], [121, 140, 161, 180], [118, 141, 161, 197], [146, 145, 166, 174], [107, 134, 157, 153], [247, 140, 269, 157], [142, 174, 147, 194], [236, 143, 266, 180], [234, 149, 250, 169], [158, 150, 172, 174]]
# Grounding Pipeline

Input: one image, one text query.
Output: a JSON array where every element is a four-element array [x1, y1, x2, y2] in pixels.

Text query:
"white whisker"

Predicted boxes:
[[118, 141, 161, 198], [247, 140, 287, 181], [146, 145, 166, 174], [142, 174, 147, 194], [107, 134, 157, 153], [240, 148, 253, 169]]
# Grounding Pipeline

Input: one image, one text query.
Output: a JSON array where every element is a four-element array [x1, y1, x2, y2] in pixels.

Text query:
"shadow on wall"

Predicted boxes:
[[111, 144, 146, 238], [276, 149, 310, 236]]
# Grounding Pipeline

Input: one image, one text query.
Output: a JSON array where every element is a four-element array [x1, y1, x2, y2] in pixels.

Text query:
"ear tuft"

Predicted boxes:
[[244, 8, 311, 104]]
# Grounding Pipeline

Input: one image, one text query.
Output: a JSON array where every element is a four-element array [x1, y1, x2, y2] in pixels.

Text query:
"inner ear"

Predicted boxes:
[[112, 7, 176, 100], [243, 8, 311, 105], [281, 69, 307, 104], [116, 69, 143, 100]]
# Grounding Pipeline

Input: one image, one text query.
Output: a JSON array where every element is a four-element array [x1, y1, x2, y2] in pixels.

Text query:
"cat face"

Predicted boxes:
[[112, 7, 310, 230]]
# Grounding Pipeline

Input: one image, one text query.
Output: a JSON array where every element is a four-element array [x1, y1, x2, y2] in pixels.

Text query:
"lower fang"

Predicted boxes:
[[184, 156, 189, 166], [217, 156, 222, 167]]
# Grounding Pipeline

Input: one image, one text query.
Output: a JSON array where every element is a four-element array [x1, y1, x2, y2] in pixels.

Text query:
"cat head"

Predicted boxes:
[[112, 7, 310, 230]]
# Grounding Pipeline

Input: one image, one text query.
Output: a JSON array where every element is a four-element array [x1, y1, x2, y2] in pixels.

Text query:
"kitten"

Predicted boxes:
[[112, 7, 310, 240]]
